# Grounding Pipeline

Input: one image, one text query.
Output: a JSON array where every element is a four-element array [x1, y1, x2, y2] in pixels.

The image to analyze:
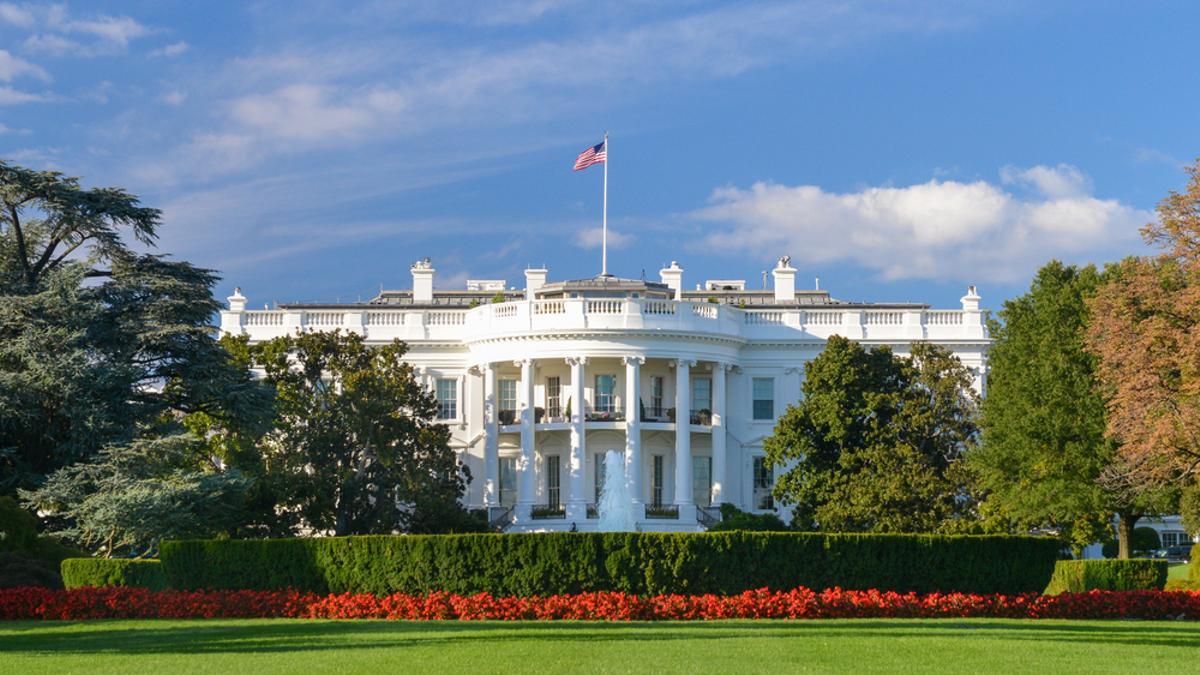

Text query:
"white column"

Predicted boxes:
[[515, 358, 536, 522], [711, 362, 728, 506], [481, 363, 499, 507], [566, 356, 588, 521], [623, 356, 645, 520], [674, 359, 696, 520]]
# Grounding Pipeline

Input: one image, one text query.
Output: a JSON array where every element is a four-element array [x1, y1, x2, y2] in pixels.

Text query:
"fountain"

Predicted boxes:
[[596, 449, 637, 531]]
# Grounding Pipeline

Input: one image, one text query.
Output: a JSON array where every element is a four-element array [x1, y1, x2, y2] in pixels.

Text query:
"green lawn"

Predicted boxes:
[[2, 619, 1198, 674], [1168, 563, 1191, 581]]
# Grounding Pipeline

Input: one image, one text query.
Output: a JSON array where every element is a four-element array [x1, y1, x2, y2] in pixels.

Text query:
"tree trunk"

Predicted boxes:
[[1116, 511, 1140, 559]]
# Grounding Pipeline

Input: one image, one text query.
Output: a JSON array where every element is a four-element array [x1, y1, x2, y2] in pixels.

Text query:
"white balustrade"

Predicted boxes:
[[305, 311, 344, 327], [692, 303, 718, 319], [585, 300, 622, 314], [744, 311, 783, 325], [806, 311, 842, 326], [365, 311, 407, 326], [926, 311, 963, 326], [863, 311, 903, 325], [643, 300, 675, 315]]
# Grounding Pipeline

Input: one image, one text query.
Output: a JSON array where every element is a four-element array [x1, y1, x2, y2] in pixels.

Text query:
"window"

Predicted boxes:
[[435, 378, 457, 420], [652, 455, 664, 507], [546, 456, 560, 508], [691, 377, 712, 413], [693, 456, 712, 507], [753, 456, 774, 510], [1162, 531, 1190, 547], [752, 377, 775, 421], [499, 457, 517, 506], [594, 374, 616, 413], [594, 452, 607, 503], [545, 376, 561, 419], [650, 376, 664, 417], [499, 379, 518, 419]]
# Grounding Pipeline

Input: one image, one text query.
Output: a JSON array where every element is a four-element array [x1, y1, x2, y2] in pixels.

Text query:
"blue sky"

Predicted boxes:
[[2, 1, 1197, 310]]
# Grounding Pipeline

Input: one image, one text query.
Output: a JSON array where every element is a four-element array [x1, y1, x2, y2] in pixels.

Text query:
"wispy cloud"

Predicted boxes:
[[574, 226, 633, 249], [15, 4, 154, 57], [0, 85, 49, 104], [0, 48, 48, 81], [149, 41, 189, 58], [694, 165, 1150, 283]]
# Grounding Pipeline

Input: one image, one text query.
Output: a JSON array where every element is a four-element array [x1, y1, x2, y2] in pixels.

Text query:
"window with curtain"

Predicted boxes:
[[693, 456, 712, 507], [753, 456, 774, 510], [435, 378, 457, 419], [594, 374, 616, 413], [499, 457, 517, 506], [499, 379, 517, 414], [691, 377, 712, 412], [545, 376, 561, 418], [752, 377, 774, 420], [546, 456, 560, 508]]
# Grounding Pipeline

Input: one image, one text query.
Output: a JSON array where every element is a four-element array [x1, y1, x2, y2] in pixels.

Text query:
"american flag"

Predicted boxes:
[[573, 140, 607, 171]]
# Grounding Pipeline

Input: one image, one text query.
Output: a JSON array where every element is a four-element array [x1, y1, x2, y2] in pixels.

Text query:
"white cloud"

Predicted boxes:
[[19, 5, 153, 57], [0, 85, 48, 104], [162, 89, 186, 106], [574, 226, 633, 249], [228, 84, 382, 141], [694, 165, 1150, 283], [0, 48, 48, 81], [149, 41, 189, 58], [0, 2, 33, 27]]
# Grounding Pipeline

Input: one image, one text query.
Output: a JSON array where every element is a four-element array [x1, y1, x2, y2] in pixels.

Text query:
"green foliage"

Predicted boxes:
[[161, 533, 1059, 596], [0, 496, 82, 587], [707, 503, 789, 531], [1101, 527, 1161, 559], [0, 496, 38, 552], [971, 261, 1166, 556], [491, 291, 505, 304], [22, 435, 253, 557], [1043, 559, 1167, 594], [1180, 484, 1200, 536], [61, 558, 166, 590], [249, 330, 471, 536], [766, 337, 980, 532], [0, 160, 270, 497]]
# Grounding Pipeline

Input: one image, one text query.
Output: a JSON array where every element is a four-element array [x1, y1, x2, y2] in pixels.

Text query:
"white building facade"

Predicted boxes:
[[221, 258, 990, 533]]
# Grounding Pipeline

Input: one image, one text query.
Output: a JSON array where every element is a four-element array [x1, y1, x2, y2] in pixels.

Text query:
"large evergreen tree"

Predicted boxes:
[[1, 160, 268, 522], [766, 337, 979, 532]]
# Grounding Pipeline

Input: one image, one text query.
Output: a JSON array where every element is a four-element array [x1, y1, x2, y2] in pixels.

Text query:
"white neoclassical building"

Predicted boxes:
[[220, 258, 989, 533]]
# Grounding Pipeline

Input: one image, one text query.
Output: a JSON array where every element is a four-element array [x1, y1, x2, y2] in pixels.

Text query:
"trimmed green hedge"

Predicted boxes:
[[161, 532, 1059, 596], [61, 558, 167, 590], [1044, 559, 1167, 595]]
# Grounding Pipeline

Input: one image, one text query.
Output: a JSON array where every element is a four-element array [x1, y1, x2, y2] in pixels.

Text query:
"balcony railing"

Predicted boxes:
[[531, 504, 566, 519], [223, 298, 987, 343], [645, 504, 679, 520]]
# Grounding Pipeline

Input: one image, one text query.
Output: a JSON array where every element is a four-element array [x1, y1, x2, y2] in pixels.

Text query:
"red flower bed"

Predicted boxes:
[[3, 586, 1199, 621]]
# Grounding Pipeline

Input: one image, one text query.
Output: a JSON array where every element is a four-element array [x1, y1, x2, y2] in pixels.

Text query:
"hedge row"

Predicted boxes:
[[160, 532, 1060, 596], [61, 559, 166, 591], [1044, 559, 1167, 595]]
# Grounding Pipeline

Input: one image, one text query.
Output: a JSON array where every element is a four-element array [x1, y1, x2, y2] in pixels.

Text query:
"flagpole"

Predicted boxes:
[[602, 131, 608, 276]]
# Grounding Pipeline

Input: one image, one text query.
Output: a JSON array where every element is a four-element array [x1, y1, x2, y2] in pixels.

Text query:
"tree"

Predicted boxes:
[[765, 336, 980, 532], [21, 435, 252, 557], [971, 262, 1119, 554], [251, 330, 474, 536], [0, 161, 268, 495], [1087, 160, 1200, 481]]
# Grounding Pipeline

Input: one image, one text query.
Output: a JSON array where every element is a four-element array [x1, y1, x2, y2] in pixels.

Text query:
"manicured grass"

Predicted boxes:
[[3, 619, 1200, 674], [1168, 563, 1191, 581]]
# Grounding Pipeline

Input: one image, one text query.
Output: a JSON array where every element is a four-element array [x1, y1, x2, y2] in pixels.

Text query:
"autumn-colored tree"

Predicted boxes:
[[1087, 159, 1200, 551]]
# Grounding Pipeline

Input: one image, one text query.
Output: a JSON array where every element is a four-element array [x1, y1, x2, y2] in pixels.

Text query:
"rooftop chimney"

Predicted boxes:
[[772, 255, 796, 303], [525, 267, 548, 300], [659, 261, 683, 300], [960, 285, 981, 312], [411, 257, 434, 303], [227, 287, 247, 312]]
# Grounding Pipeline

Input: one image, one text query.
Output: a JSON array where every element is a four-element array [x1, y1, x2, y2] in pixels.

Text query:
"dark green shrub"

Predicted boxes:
[[0, 497, 39, 553], [61, 558, 167, 590], [161, 532, 1058, 596], [1044, 559, 1167, 594], [708, 503, 789, 532], [1101, 526, 1162, 558], [0, 552, 63, 589]]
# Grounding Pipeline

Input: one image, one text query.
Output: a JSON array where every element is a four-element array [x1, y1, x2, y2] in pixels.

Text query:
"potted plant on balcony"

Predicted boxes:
[[667, 407, 676, 423], [639, 397, 646, 422], [498, 409, 516, 425], [693, 408, 712, 426], [534, 406, 545, 423], [564, 398, 572, 422]]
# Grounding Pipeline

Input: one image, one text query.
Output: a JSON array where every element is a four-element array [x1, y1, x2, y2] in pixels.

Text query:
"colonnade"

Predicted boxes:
[[472, 356, 730, 525]]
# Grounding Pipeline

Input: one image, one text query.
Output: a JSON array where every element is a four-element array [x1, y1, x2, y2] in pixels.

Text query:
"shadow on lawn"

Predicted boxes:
[[4, 620, 1200, 655]]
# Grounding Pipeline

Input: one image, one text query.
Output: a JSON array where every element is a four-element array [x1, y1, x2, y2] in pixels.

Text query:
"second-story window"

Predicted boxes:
[[752, 377, 775, 420], [435, 378, 457, 420], [545, 376, 561, 419], [691, 377, 712, 412], [650, 376, 664, 417], [594, 374, 616, 413], [499, 379, 518, 423]]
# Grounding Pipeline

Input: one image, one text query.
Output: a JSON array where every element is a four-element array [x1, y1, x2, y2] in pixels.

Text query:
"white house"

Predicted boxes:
[[220, 257, 990, 533]]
